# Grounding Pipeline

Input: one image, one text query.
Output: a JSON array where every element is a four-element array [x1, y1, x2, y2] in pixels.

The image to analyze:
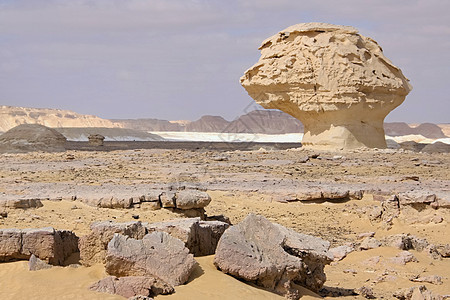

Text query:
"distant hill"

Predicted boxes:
[[0, 106, 120, 132], [1, 105, 447, 138], [384, 122, 447, 139], [109, 118, 182, 131], [185, 115, 230, 132]]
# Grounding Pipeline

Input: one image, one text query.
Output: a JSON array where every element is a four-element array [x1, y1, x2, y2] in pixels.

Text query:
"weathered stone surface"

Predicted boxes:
[[160, 192, 176, 208], [89, 276, 174, 298], [214, 214, 332, 299], [81, 197, 133, 209], [359, 237, 381, 250], [329, 245, 354, 261], [390, 251, 418, 265], [410, 275, 442, 285], [146, 218, 229, 256], [0, 227, 78, 265], [382, 234, 429, 251], [0, 229, 24, 261], [29, 254, 52, 271], [88, 134, 105, 146], [398, 192, 437, 207], [175, 190, 211, 209], [79, 221, 147, 266], [241, 23, 412, 149], [0, 199, 43, 209], [105, 232, 196, 286], [393, 285, 445, 300]]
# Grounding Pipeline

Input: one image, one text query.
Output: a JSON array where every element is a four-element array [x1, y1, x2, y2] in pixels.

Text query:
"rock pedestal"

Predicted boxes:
[[241, 23, 412, 149]]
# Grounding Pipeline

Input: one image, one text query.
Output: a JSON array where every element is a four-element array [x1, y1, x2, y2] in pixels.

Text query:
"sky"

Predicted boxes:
[[0, 0, 449, 123]]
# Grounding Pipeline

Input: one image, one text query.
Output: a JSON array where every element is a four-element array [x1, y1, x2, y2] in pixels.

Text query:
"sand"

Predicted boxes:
[[0, 147, 449, 299]]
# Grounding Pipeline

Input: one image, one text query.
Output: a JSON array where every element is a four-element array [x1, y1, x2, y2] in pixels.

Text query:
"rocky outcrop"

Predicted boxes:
[[393, 285, 445, 300], [241, 23, 412, 149], [105, 232, 196, 286], [214, 214, 332, 299], [0, 199, 43, 209], [0, 227, 78, 265], [0, 124, 67, 153], [88, 134, 105, 146], [185, 115, 230, 132], [79, 221, 147, 266], [89, 276, 174, 298], [0, 105, 119, 132], [80, 190, 211, 217], [146, 218, 229, 256], [226, 110, 304, 134]]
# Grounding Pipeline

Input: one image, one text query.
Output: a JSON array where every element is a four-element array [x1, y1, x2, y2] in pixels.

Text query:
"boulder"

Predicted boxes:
[[0, 227, 78, 265], [146, 218, 229, 256], [241, 23, 411, 149], [89, 276, 174, 298], [105, 232, 196, 286], [79, 221, 147, 266], [214, 214, 332, 299], [390, 251, 418, 265], [398, 192, 437, 207], [0, 199, 43, 209], [393, 285, 444, 300], [421, 142, 450, 154], [382, 234, 429, 251], [88, 134, 105, 146], [329, 245, 354, 261], [359, 237, 381, 250], [175, 190, 211, 209]]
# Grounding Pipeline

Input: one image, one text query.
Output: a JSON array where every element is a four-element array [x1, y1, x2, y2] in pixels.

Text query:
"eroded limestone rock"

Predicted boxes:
[[214, 214, 332, 299], [241, 23, 412, 149], [105, 232, 196, 286]]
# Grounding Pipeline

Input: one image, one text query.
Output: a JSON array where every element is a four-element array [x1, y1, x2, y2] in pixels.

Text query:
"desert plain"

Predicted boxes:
[[0, 143, 449, 299]]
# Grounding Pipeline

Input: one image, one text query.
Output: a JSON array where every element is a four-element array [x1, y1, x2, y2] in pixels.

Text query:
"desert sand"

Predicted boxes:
[[0, 146, 449, 299]]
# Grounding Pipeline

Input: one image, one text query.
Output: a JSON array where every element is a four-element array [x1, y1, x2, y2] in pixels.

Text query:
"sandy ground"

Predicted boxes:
[[0, 147, 449, 299]]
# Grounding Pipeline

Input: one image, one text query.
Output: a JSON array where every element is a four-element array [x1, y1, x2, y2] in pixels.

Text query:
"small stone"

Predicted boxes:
[[359, 237, 381, 250], [29, 254, 52, 271]]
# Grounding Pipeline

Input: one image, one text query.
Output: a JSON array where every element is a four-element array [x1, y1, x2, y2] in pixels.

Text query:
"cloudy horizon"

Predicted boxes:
[[1, 0, 449, 123]]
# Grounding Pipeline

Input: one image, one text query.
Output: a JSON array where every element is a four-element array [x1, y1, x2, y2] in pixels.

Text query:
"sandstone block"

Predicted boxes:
[[89, 276, 174, 298], [105, 232, 196, 286], [79, 221, 147, 266], [214, 214, 332, 299]]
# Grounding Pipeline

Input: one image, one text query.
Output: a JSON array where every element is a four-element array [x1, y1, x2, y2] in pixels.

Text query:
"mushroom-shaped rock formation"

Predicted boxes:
[[240, 23, 412, 149], [0, 124, 67, 153]]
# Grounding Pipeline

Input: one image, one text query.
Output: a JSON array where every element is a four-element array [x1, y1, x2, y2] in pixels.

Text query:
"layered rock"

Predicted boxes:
[[146, 218, 229, 256], [0, 227, 78, 265], [0, 105, 119, 132], [105, 232, 196, 286], [79, 221, 147, 266], [89, 276, 174, 298], [241, 22, 412, 149], [214, 214, 332, 299]]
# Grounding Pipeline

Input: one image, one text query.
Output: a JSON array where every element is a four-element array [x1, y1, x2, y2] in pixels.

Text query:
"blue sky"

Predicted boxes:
[[0, 0, 449, 123]]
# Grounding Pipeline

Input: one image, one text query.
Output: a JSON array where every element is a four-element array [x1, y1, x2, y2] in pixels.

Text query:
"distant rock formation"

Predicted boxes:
[[0, 124, 67, 153], [241, 23, 412, 149], [226, 110, 303, 134], [385, 122, 446, 139], [0, 106, 120, 132], [55, 127, 164, 141], [185, 116, 229, 132], [110, 118, 183, 132]]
